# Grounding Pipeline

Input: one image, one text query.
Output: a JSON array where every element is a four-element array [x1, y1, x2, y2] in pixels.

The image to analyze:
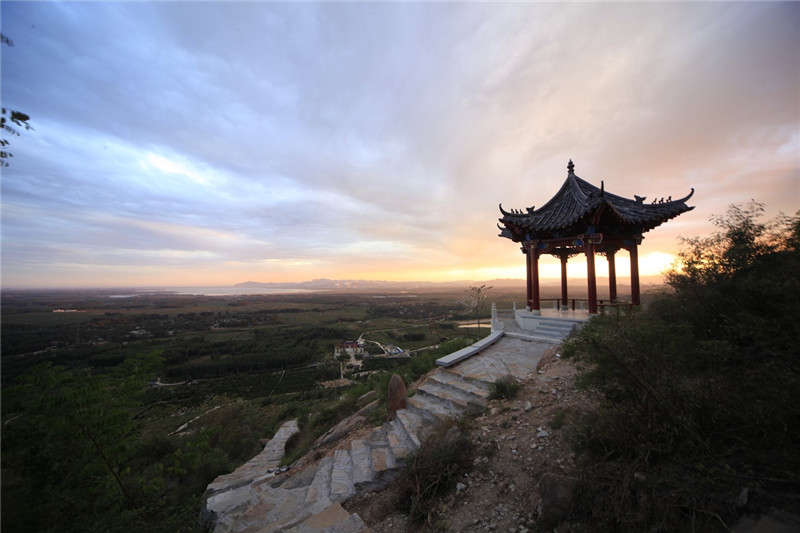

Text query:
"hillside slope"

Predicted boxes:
[[346, 349, 593, 532]]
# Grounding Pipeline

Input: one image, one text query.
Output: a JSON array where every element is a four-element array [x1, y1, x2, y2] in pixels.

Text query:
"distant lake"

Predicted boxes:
[[109, 287, 317, 298]]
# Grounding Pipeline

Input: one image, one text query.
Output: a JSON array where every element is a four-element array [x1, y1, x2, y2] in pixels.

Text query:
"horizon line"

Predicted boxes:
[[0, 274, 668, 292]]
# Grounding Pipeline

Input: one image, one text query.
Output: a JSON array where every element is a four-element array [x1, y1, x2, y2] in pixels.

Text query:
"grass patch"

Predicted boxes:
[[280, 393, 361, 466], [488, 374, 520, 400], [549, 408, 568, 430]]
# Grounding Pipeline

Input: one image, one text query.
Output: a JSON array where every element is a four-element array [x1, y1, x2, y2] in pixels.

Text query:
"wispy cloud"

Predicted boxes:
[[2, 2, 797, 287]]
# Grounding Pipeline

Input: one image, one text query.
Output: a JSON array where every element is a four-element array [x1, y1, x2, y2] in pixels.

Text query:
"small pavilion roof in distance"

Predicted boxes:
[[498, 160, 694, 243]]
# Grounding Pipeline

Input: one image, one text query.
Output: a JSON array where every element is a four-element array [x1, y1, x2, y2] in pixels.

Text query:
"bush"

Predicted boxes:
[[396, 418, 474, 525], [488, 374, 520, 400], [562, 204, 800, 530], [549, 408, 568, 430]]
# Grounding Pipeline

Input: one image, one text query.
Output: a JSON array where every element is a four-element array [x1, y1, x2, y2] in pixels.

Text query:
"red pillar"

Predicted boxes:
[[629, 243, 641, 306], [586, 243, 598, 314], [560, 253, 568, 308], [607, 251, 617, 302], [531, 246, 541, 312], [525, 246, 533, 311]]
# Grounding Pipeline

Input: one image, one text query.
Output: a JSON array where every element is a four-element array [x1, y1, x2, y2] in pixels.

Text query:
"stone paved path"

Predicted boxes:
[[204, 420, 301, 530], [202, 319, 576, 533]]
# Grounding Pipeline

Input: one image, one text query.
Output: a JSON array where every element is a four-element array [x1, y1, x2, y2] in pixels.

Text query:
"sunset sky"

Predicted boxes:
[[1, 2, 798, 289]]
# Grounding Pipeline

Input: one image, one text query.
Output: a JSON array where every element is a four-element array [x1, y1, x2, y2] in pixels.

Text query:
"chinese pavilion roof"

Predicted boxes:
[[498, 160, 694, 243]]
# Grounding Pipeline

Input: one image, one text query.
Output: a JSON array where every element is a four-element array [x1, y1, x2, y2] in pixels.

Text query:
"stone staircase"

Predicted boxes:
[[202, 327, 569, 533], [492, 303, 585, 345], [512, 316, 583, 343]]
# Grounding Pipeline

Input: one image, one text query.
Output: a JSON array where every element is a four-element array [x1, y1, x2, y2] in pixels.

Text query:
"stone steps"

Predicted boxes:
[[407, 391, 456, 420], [330, 449, 356, 502], [304, 456, 333, 505], [204, 389, 470, 531], [437, 366, 493, 395], [251, 485, 310, 530], [203, 332, 557, 532], [533, 320, 577, 340], [365, 427, 398, 481], [285, 502, 370, 533], [420, 372, 489, 411], [382, 418, 417, 459], [509, 316, 583, 343], [394, 407, 425, 448], [350, 440, 374, 488]]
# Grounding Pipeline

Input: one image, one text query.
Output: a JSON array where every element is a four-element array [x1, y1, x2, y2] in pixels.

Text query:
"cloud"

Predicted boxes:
[[1, 2, 797, 287]]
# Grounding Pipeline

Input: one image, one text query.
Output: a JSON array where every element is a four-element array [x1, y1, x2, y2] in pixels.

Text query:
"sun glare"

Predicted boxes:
[[639, 252, 677, 276]]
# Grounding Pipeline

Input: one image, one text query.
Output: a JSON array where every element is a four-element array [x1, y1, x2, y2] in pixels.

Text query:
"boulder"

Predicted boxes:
[[386, 373, 407, 421], [538, 473, 578, 529]]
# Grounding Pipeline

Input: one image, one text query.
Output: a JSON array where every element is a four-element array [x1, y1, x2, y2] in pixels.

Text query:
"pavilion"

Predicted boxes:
[[498, 160, 694, 314]]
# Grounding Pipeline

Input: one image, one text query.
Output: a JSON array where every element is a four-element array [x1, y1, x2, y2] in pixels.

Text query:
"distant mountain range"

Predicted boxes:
[[234, 278, 527, 291], [234, 276, 665, 292]]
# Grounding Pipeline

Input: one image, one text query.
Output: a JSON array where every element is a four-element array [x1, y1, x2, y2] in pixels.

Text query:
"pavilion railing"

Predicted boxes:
[[505, 299, 634, 313], [551, 299, 633, 312], [496, 299, 634, 317]]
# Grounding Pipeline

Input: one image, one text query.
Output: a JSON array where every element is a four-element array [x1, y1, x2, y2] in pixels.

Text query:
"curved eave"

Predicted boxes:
[[497, 224, 516, 241], [498, 166, 696, 239], [636, 204, 695, 233], [606, 189, 695, 232]]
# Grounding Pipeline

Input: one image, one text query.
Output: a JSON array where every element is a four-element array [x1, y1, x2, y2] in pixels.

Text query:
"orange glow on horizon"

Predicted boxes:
[[2, 250, 679, 289], [532, 251, 676, 280]]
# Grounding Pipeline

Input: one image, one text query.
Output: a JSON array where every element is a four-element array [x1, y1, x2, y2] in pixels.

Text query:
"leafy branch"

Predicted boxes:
[[1, 33, 33, 166]]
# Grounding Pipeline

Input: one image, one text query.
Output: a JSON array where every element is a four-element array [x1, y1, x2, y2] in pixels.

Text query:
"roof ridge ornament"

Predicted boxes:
[[567, 159, 575, 174]]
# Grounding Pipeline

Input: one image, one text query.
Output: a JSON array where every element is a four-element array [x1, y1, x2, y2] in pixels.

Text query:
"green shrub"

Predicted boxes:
[[396, 418, 474, 525], [561, 204, 800, 531], [549, 408, 567, 430], [565, 304, 800, 527], [488, 374, 520, 400]]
